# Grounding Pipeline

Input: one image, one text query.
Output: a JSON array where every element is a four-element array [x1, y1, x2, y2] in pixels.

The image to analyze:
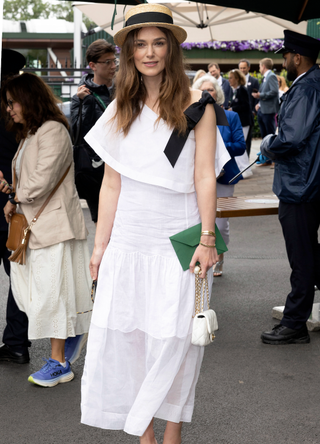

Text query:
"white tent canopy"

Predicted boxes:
[[2, 18, 87, 33], [74, 1, 307, 42]]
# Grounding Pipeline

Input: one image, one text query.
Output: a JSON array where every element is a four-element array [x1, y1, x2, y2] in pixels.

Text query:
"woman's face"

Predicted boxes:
[[200, 81, 217, 101], [133, 27, 168, 80], [228, 72, 238, 88], [6, 93, 25, 125]]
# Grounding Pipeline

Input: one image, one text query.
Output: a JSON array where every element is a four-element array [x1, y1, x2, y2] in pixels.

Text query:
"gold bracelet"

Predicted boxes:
[[201, 230, 216, 237], [199, 241, 216, 248]]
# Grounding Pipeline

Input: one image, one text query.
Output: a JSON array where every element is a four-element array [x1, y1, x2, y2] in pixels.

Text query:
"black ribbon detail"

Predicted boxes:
[[164, 91, 229, 168], [126, 12, 173, 27]]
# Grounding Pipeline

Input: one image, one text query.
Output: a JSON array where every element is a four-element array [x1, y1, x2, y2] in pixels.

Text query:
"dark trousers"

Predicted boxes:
[[257, 109, 276, 139], [0, 231, 30, 353], [279, 201, 320, 330], [246, 124, 254, 157]]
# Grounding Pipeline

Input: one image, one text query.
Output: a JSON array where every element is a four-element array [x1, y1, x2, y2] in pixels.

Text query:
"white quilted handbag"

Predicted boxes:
[[191, 266, 218, 346]]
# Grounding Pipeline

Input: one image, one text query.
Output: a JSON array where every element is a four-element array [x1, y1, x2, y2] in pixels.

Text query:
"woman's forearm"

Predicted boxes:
[[89, 164, 120, 280], [195, 176, 217, 232], [94, 179, 120, 253]]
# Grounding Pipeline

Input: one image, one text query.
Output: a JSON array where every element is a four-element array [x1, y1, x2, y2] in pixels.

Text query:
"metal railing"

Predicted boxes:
[[22, 59, 91, 101]]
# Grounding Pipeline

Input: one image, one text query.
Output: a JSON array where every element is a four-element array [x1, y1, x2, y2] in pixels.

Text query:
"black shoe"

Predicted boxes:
[[0, 344, 30, 364], [261, 324, 310, 345]]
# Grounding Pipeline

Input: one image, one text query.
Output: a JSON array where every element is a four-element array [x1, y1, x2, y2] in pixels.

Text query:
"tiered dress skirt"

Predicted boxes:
[[81, 175, 213, 436]]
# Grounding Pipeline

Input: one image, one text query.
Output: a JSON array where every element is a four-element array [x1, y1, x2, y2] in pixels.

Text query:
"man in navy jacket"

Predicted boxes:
[[260, 31, 320, 345], [208, 62, 232, 109], [252, 58, 279, 140]]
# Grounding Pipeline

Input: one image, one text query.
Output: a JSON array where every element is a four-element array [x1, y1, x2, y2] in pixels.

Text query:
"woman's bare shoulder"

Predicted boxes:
[[189, 88, 202, 105]]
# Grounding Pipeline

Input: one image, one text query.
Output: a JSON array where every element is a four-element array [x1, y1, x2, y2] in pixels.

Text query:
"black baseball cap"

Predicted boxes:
[[1, 49, 26, 76], [275, 30, 320, 59]]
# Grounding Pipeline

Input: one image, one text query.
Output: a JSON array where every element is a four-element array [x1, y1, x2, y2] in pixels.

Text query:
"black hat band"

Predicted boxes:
[[280, 44, 319, 58], [125, 11, 174, 28]]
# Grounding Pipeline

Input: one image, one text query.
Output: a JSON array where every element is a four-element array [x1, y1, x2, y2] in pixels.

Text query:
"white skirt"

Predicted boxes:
[[81, 176, 213, 436], [11, 239, 92, 340]]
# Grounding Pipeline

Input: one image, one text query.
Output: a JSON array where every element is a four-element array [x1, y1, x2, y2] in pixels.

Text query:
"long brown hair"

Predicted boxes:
[[114, 27, 191, 136], [230, 69, 246, 86], [2, 73, 69, 141]]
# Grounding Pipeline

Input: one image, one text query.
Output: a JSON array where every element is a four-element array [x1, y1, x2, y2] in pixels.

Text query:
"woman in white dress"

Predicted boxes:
[[2, 73, 92, 387], [81, 4, 228, 443]]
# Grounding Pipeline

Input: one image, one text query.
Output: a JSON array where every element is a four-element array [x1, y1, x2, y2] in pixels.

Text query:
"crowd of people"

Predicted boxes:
[[0, 3, 320, 443]]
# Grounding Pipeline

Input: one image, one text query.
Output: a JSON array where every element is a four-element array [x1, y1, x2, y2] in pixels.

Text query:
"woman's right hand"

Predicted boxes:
[[89, 247, 105, 280], [0, 171, 12, 194]]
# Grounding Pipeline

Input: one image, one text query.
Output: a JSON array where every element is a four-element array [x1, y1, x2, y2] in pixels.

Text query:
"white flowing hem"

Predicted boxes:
[[11, 239, 92, 340], [81, 324, 204, 436]]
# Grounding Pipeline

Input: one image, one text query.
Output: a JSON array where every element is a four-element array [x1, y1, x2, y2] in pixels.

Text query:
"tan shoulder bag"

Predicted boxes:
[[6, 143, 71, 265]]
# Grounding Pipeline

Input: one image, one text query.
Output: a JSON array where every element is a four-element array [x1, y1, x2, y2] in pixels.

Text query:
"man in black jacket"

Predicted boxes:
[[71, 40, 117, 223], [0, 49, 30, 364], [238, 59, 260, 156], [260, 31, 320, 345]]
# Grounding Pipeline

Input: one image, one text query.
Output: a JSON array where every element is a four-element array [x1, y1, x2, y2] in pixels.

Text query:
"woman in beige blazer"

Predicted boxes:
[[2, 73, 92, 387]]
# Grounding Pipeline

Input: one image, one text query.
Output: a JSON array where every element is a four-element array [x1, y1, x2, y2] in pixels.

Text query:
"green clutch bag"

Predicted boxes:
[[169, 223, 228, 271]]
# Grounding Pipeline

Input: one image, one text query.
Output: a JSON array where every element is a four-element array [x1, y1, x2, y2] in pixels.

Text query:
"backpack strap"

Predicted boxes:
[[73, 100, 83, 146], [164, 91, 229, 168], [92, 92, 107, 111]]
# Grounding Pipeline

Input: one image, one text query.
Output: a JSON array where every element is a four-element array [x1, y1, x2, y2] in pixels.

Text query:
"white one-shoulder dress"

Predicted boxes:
[[81, 99, 230, 436]]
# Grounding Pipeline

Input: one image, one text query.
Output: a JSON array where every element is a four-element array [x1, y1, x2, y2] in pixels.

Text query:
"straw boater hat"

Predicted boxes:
[[113, 3, 187, 47]]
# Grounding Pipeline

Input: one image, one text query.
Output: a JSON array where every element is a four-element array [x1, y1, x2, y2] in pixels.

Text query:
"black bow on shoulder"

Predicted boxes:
[[164, 91, 229, 168]]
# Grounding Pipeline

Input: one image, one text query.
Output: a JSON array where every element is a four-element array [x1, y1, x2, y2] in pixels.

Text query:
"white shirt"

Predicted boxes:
[[217, 75, 223, 87], [291, 72, 307, 86], [263, 70, 271, 80], [15, 136, 30, 179]]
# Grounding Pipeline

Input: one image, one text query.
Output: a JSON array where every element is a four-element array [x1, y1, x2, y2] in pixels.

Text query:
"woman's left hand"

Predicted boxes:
[[189, 243, 219, 277], [4, 201, 17, 223]]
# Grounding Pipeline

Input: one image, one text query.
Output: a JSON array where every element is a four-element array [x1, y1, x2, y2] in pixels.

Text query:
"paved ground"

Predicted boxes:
[[1, 140, 319, 444], [234, 139, 274, 197]]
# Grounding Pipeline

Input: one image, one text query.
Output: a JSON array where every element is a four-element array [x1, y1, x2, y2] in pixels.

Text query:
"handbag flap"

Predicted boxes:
[[169, 223, 201, 247], [6, 213, 29, 252], [202, 309, 218, 333], [169, 223, 228, 271]]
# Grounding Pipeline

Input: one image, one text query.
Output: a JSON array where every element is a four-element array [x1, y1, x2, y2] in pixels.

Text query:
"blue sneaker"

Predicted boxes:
[[28, 358, 74, 387], [64, 333, 88, 364]]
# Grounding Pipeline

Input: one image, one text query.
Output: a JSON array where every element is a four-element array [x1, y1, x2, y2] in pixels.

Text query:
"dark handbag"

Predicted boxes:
[[6, 155, 71, 265]]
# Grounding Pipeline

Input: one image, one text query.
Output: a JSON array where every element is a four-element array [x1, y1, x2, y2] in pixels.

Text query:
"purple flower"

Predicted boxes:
[[180, 39, 284, 52]]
